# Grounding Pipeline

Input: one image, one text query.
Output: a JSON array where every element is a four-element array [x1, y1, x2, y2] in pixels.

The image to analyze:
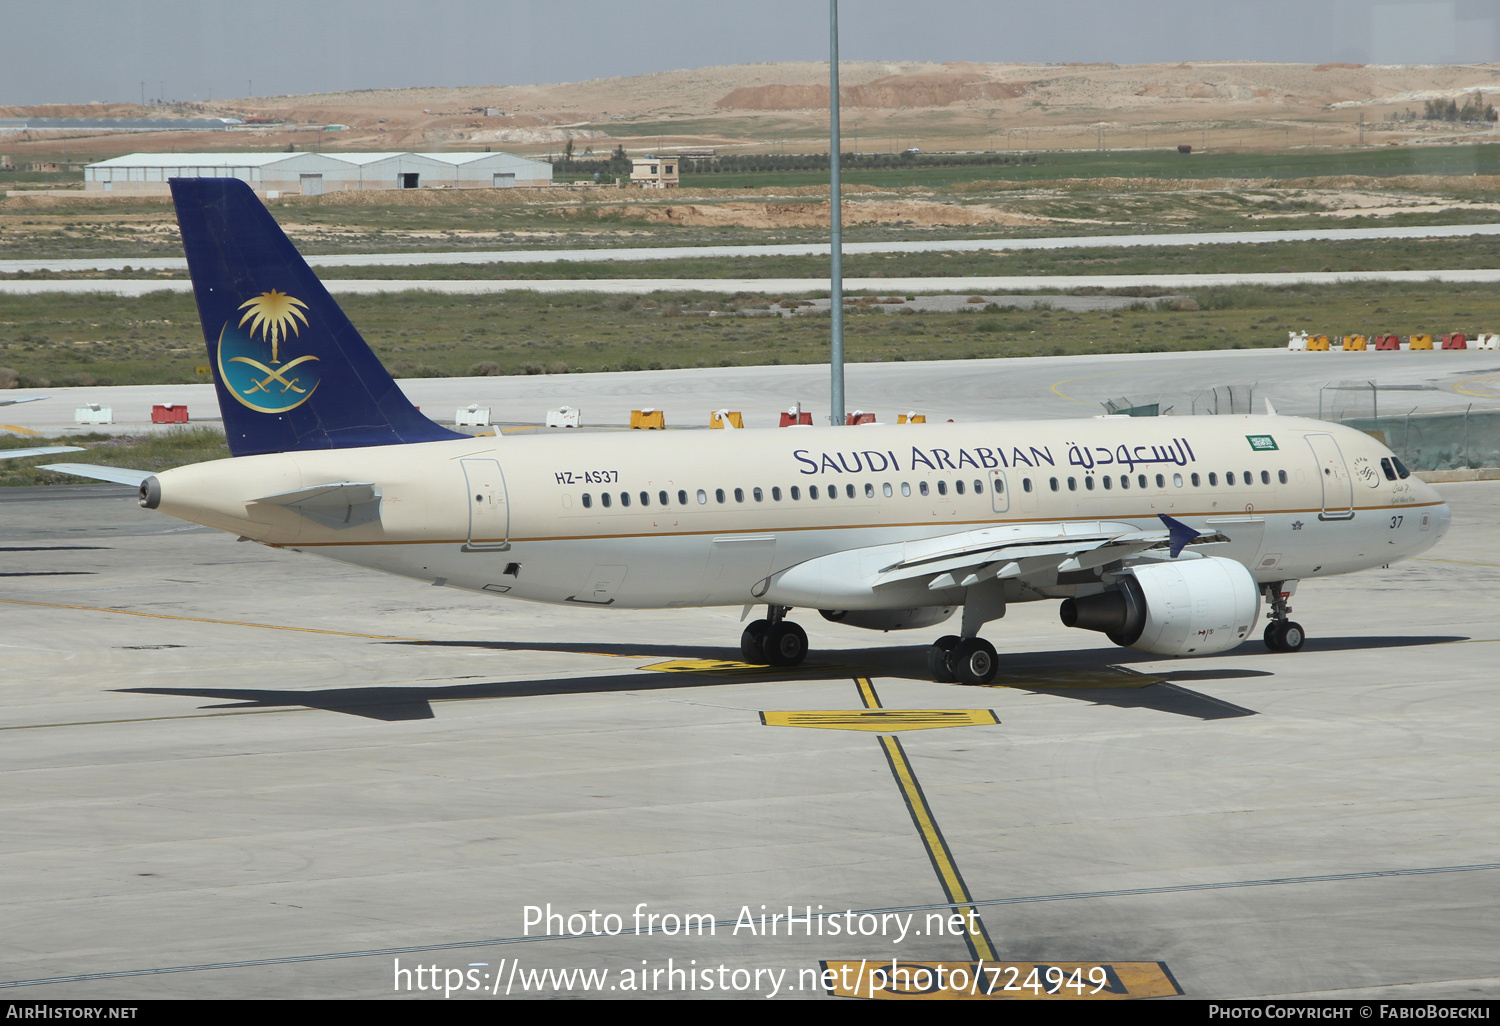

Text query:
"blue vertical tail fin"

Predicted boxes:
[[170, 177, 467, 457]]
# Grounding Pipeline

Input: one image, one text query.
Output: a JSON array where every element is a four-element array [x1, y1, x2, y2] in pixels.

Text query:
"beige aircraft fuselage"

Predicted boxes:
[[144, 413, 1449, 615]]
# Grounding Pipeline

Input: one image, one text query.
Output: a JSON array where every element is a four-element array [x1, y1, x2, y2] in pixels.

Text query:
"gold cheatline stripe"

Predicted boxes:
[[856, 676, 882, 709], [879, 734, 998, 962], [286, 501, 1446, 549], [0, 598, 421, 641]]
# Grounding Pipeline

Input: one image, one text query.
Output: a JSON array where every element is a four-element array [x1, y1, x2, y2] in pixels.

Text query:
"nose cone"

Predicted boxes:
[[1431, 499, 1452, 546]]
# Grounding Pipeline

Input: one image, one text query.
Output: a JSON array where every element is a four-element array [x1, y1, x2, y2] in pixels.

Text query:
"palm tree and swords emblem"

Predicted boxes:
[[216, 289, 322, 413]]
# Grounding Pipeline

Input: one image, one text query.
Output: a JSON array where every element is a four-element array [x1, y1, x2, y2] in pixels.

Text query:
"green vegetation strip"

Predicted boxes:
[[0, 428, 228, 488], [9, 233, 1500, 283], [4, 282, 1499, 388]]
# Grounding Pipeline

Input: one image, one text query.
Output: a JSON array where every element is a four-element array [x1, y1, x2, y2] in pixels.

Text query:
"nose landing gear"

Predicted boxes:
[[1262, 582, 1306, 653]]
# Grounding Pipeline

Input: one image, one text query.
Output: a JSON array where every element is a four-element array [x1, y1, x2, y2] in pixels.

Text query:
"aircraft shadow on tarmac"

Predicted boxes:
[[111, 634, 1467, 722]]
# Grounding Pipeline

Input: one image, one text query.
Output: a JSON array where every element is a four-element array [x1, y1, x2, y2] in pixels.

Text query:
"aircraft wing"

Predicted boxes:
[[764, 515, 1228, 609], [2, 446, 84, 460], [38, 463, 153, 486], [874, 528, 1174, 592], [0, 396, 46, 408]]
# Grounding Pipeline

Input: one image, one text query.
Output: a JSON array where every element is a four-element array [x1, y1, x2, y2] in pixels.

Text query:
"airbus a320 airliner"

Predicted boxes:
[[45, 179, 1451, 685]]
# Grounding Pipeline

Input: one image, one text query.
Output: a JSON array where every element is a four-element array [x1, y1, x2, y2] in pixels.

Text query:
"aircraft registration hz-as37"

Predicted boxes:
[[46, 179, 1451, 684]]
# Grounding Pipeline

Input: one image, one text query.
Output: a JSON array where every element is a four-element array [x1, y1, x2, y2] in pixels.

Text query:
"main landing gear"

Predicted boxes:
[[741, 606, 809, 667], [1262, 582, 1306, 653], [927, 585, 1004, 686], [927, 635, 999, 686]]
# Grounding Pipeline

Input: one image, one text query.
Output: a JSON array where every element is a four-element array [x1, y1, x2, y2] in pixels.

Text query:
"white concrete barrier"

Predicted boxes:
[[74, 404, 112, 425], [1287, 331, 1309, 351], [455, 404, 491, 427], [545, 406, 581, 428]]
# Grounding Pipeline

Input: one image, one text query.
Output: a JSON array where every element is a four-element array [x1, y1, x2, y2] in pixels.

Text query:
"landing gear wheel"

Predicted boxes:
[[952, 637, 999, 686], [1264, 620, 1307, 653], [740, 619, 769, 664], [1280, 621, 1306, 652], [928, 635, 960, 683], [1263, 621, 1284, 652], [763, 621, 808, 667]]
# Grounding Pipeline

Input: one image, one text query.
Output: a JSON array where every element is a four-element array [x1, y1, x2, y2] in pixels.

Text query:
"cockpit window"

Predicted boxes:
[[1381, 457, 1397, 481], [1392, 457, 1411, 479]]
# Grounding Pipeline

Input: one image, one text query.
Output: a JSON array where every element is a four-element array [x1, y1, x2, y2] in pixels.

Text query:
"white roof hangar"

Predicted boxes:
[[84, 151, 553, 195]]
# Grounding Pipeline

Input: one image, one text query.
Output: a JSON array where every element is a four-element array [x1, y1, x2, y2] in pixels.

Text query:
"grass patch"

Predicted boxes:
[[0, 427, 228, 487], [2, 282, 1498, 387]]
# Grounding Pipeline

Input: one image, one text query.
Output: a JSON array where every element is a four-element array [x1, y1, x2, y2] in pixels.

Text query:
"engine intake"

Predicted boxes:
[[1059, 556, 1260, 656]]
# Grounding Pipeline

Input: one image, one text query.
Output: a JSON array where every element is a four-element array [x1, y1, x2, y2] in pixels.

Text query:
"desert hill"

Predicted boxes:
[[4, 60, 1500, 159]]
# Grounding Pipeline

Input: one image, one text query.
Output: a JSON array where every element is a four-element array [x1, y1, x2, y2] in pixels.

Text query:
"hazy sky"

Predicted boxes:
[[4, 0, 1498, 106]]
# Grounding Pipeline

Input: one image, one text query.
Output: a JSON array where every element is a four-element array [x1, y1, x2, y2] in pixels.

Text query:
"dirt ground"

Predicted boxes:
[[4, 60, 1499, 161]]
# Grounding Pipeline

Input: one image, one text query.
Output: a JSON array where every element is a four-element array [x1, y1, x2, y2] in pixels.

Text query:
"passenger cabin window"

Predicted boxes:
[[901, 482, 911, 497], [1278, 470, 1288, 484], [1102, 476, 1112, 490], [620, 492, 630, 507], [1085, 477, 1095, 491], [882, 483, 893, 497], [715, 489, 726, 503], [754, 487, 763, 502], [734, 487, 744, 503], [1226, 472, 1235, 486], [1173, 473, 1183, 487], [1068, 477, 1077, 491], [658, 490, 668, 506], [920, 482, 929, 496], [1155, 474, 1165, 488], [955, 480, 966, 496], [1191, 473, 1201, 487], [790, 486, 801, 500], [1208, 473, 1218, 486], [602, 492, 612, 508], [582, 493, 592, 508], [1023, 478, 1034, 493], [845, 484, 855, 499], [1049, 477, 1059, 492], [696, 489, 707, 504], [810, 485, 820, 499], [1260, 471, 1270, 485], [677, 489, 688, 505], [640, 491, 649, 506], [937, 481, 948, 496]]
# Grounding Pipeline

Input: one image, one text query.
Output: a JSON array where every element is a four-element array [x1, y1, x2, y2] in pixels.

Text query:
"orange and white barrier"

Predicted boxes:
[[630, 408, 666, 430], [710, 410, 743, 429], [898, 412, 927, 424]]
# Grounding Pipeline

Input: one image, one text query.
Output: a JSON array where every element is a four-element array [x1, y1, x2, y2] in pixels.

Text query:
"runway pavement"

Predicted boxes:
[[0, 476, 1495, 999], [7, 347, 1500, 438], [7, 268, 1500, 298], [2, 346, 1499, 999]]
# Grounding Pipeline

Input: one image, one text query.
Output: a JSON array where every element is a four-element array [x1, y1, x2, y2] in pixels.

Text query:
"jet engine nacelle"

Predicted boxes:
[[820, 606, 956, 632], [1058, 556, 1260, 656]]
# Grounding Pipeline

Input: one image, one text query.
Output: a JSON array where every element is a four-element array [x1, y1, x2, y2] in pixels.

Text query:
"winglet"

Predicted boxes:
[[1158, 514, 1200, 558], [1265, 397, 1278, 416]]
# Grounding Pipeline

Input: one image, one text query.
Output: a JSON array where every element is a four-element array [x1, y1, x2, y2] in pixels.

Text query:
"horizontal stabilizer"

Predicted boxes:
[[252, 482, 380, 508], [38, 463, 151, 485], [3, 446, 84, 461], [252, 480, 382, 530]]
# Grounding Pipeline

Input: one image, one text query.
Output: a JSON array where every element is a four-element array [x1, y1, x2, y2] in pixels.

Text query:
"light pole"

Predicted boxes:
[[829, 0, 845, 426]]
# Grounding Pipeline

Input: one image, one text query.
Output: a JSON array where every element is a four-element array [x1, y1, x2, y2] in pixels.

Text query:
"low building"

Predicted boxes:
[[630, 155, 679, 188], [84, 151, 552, 195]]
